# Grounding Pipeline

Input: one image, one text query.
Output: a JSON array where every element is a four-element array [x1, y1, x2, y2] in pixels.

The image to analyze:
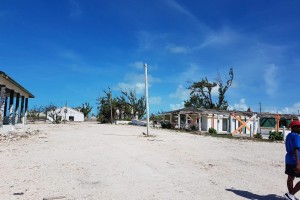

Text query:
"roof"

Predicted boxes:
[[0, 71, 34, 98], [161, 107, 299, 119], [161, 107, 255, 116]]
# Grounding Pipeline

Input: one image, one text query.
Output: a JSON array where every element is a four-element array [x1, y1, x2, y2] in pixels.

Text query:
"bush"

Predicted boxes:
[[161, 121, 172, 129], [190, 125, 198, 131], [254, 132, 263, 139], [268, 131, 283, 141], [208, 128, 217, 134]]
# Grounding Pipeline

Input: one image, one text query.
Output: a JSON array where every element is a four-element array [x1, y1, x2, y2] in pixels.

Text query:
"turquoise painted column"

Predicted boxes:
[[8, 90, 14, 125], [24, 98, 28, 125], [14, 93, 20, 124], [0, 86, 6, 127], [20, 96, 25, 124]]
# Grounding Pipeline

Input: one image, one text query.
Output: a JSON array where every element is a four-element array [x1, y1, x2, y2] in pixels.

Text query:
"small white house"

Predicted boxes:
[[47, 106, 84, 122]]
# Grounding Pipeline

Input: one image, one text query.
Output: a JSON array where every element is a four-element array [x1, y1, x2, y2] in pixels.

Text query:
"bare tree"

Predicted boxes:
[[186, 68, 234, 110]]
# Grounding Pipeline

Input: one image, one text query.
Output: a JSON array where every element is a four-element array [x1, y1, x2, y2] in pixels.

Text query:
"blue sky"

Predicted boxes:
[[1, 0, 300, 115]]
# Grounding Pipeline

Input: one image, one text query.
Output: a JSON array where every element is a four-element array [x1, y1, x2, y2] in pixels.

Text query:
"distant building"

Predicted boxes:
[[47, 106, 84, 122], [160, 107, 300, 136], [0, 71, 34, 131]]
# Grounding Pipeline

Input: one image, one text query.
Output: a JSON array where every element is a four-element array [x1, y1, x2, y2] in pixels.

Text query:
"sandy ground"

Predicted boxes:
[[0, 122, 288, 200]]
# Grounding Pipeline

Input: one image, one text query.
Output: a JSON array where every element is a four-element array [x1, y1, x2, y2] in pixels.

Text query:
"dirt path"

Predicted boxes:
[[0, 123, 286, 199]]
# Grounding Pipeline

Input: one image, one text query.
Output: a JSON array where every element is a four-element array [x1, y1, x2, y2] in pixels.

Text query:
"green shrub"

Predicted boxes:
[[268, 131, 283, 141], [254, 132, 263, 139], [161, 121, 172, 129], [208, 128, 217, 134], [190, 125, 198, 131]]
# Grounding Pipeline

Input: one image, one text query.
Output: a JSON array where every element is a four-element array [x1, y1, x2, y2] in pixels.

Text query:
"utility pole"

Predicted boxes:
[[259, 102, 262, 134], [259, 102, 261, 113], [109, 87, 113, 124], [144, 63, 150, 136]]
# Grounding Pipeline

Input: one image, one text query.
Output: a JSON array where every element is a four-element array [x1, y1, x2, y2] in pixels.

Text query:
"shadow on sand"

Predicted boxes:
[[226, 188, 285, 200]]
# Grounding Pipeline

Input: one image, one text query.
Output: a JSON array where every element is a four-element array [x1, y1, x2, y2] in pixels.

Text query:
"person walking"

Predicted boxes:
[[284, 120, 300, 200]]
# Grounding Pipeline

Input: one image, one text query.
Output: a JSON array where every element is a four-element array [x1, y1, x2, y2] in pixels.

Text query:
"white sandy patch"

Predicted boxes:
[[0, 122, 286, 200]]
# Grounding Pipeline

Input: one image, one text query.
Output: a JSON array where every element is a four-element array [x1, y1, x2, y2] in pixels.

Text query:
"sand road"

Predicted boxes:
[[0, 123, 287, 200]]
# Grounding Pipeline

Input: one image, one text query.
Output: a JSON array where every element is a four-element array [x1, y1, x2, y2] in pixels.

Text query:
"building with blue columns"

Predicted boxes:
[[0, 71, 34, 129]]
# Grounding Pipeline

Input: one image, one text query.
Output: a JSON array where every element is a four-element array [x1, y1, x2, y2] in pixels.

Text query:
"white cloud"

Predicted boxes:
[[116, 71, 161, 94], [264, 64, 278, 96], [69, 0, 82, 18], [179, 64, 201, 82], [136, 31, 168, 51], [59, 50, 80, 60], [130, 61, 144, 70], [117, 82, 145, 94], [196, 26, 239, 49], [166, 44, 190, 54], [229, 98, 248, 111], [265, 102, 300, 114], [124, 73, 160, 84], [170, 102, 184, 110], [165, 0, 195, 19], [211, 85, 219, 96], [149, 97, 162, 105], [169, 85, 190, 101]]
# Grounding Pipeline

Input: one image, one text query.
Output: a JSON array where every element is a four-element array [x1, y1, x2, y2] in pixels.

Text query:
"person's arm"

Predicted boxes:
[[294, 148, 300, 173]]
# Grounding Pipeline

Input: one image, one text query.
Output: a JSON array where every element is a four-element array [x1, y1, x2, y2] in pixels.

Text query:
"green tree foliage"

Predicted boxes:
[[185, 68, 234, 110], [96, 87, 115, 123], [96, 88, 146, 123], [79, 102, 93, 119], [121, 89, 146, 119]]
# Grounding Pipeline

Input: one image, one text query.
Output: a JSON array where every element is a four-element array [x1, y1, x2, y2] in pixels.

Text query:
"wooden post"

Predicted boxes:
[[275, 113, 280, 132], [231, 112, 256, 136]]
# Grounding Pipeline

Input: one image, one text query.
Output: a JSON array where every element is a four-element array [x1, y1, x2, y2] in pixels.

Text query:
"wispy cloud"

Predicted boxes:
[[265, 102, 300, 114], [169, 84, 190, 101], [116, 71, 161, 94], [130, 61, 144, 70], [136, 31, 159, 51], [180, 64, 201, 82], [149, 97, 162, 105], [264, 64, 278, 96], [170, 102, 184, 110], [165, 0, 196, 19], [197, 26, 239, 49], [117, 82, 145, 94], [59, 49, 81, 60], [166, 44, 190, 54], [68, 0, 82, 18]]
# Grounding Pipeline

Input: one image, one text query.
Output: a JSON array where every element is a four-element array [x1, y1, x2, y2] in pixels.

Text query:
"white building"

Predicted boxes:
[[161, 108, 299, 136], [47, 106, 84, 122], [0, 71, 34, 132], [161, 108, 260, 136]]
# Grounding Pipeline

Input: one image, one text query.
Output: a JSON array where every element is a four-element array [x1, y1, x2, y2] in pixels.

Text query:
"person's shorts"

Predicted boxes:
[[285, 164, 300, 177]]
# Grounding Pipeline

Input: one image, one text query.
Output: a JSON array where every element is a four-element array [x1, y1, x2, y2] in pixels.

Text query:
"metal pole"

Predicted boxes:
[[144, 63, 150, 136], [109, 87, 113, 124], [259, 102, 261, 113]]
